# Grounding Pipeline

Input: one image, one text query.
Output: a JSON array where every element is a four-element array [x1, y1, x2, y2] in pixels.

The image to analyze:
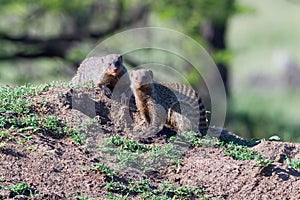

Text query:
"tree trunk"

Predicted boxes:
[[202, 21, 230, 97]]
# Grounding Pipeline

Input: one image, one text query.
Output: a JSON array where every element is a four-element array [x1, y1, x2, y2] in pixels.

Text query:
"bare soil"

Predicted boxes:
[[1, 87, 300, 199]]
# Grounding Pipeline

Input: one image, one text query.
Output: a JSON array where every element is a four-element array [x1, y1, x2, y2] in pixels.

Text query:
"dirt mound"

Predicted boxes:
[[171, 144, 300, 199], [1, 86, 300, 199]]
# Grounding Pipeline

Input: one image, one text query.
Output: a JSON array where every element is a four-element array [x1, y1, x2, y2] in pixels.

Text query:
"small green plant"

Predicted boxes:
[[72, 133, 86, 145], [253, 158, 273, 168], [40, 115, 65, 136], [179, 132, 218, 147], [224, 142, 258, 160], [0, 141, 7, 150], [158, 181, 205, 199], [106, 181, 128, 193], [42, 115, 79, 141], [19, 133, 34, 141], [9, 182, 30, 196], [72, 194, 90, 200], [286, 157, 300, 171], [106, 179, 153, 195], [26, 145, 37, 152], [89, 163, 116, 179], [78, 196, 90, 200], [100, 136, 185, 173], [85, 163, 207, 199], [106, 193, 130, 200], [0, 84, 80, 142], [0, 131, 8, 141], [106, 180, 206, 199], [0, 84, 50, 116], [222, 141, 273, 168], [128, 179, 153, 194], [109, 135, 152, 152]]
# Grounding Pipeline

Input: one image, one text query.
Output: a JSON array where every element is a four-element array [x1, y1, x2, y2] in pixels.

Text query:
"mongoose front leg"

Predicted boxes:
[[98, 84, 112, 98], [139, 104, 167, 143]]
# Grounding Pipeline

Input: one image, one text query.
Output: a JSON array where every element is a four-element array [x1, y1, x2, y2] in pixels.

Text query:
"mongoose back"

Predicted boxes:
[[130, 69, 208, 139], [71, 54, 129, 97]]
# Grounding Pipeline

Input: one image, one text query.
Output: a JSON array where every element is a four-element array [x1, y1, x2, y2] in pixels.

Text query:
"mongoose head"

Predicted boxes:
[[130, 69, 154, 89], [103, 54, 124, 77]]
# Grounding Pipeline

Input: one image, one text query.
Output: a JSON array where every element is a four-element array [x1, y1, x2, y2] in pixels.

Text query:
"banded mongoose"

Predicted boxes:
[[130, 69, 208, 139], [71, 54, 130, 97]]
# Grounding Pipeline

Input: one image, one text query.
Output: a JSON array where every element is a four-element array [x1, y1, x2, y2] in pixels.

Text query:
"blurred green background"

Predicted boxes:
[[0, 0, 299, 142]]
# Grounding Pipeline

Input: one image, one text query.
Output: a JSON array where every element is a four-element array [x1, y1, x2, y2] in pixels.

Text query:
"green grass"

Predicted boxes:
[[86, 163, 116, 179], [223, 141, 258, 160], [286, 157, 300, 172], [99, 133, 219, 174], [106, 180, 206, 200], [3, 181, 41, 198], [0, 84, 45, 114], [94, 133, 216, 199], [7, 182, 40, 197], [178, 132, 218, 147], [71, 194, 90, 200], [99, 135, 187, 173], [110, 135, 152, 152], [72, 132, 86, 145], [0, 83, 80, 145], [86, 162, 208, 200], [9, 182, 30, 196], [221, 141, 273, 168]]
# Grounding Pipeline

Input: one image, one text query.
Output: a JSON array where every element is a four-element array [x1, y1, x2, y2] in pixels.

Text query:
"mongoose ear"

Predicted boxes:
[[118, 55, 123, 63], [148, 70, 153, 79]]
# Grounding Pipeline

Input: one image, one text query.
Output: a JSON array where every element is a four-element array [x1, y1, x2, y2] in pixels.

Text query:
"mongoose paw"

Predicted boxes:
[[145, 126, 159, 136], [100, 85, 112, 98], [138, 136, 154, 144], [137, 126, 159, 143]]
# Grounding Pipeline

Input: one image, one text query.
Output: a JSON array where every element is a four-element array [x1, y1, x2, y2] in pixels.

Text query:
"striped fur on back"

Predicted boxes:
[[161, 82, 208, 134], [130, 69, 208, 138]]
